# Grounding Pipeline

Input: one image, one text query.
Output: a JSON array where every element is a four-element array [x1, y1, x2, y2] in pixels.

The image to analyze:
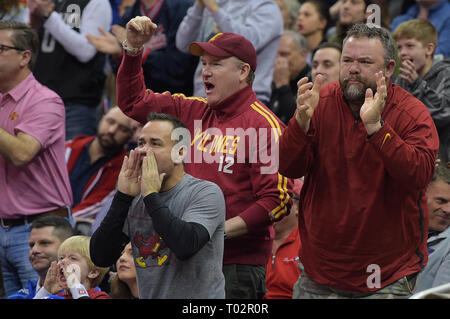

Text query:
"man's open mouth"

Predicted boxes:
[[204, 81, 215, 93]]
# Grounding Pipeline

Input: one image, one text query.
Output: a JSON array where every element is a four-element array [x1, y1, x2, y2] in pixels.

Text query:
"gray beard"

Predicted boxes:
[[344, 83, 366, 106]]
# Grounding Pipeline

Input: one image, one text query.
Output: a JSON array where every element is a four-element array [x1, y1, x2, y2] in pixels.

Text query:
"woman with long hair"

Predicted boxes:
[[110, 242, 138, 299], [296, 0, 331, 64]]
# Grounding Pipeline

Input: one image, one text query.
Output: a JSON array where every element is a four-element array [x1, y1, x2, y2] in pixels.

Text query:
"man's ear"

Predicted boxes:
[[384, 59, 396, 79], [20, 50, 32, 68], [240, 63, 251, 83], [171, 143, 186, 165]]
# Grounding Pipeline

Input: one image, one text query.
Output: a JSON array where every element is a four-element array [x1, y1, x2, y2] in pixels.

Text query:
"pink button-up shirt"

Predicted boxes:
[[0, 73, 72, 219]]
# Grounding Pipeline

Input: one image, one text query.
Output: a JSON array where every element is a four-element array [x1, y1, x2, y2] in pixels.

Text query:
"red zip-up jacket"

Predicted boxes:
[[65, 136, 126, 220], [117, 53, 293, 265], [279, 81, 439, 292]]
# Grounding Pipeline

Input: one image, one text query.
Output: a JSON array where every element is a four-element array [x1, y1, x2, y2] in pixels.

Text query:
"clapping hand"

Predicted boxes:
[[111, 25, 127, 44], [295, 74, 325, 133], [28, 0, 54, 17], [28, 0, 54, 27], [360, 71, 387, 135], [86, 27, 122, 57]]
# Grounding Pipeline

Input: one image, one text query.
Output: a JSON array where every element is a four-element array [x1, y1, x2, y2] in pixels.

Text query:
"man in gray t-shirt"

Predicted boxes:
[[90, 113, 225, 298]]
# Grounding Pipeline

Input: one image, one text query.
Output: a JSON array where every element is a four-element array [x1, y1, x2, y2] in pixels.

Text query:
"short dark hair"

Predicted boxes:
[[31, 216, 74, 242], [317, 41, 342, 52], [343, 23, 395, 66], [147, 112, 188, 144], [147, 112, 187, 130], [0, 20, 39, 70], [312, 42, 342, 60]]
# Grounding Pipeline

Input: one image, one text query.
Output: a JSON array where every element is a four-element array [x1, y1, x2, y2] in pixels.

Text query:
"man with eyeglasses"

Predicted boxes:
[[0, 21, 73, 297]]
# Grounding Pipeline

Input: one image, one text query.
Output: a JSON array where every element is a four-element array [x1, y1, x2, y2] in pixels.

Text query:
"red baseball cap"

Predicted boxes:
[[189, 32, 257, 71]]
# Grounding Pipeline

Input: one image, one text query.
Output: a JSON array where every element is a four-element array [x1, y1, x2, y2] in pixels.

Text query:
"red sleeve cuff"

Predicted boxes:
[[239, 203, 272, 233], [367, 121, 395, 152]]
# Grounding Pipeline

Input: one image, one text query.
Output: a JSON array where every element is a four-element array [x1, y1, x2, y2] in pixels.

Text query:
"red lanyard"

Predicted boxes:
[[140, 0, 165, 20], [139, 0, 165, 63]]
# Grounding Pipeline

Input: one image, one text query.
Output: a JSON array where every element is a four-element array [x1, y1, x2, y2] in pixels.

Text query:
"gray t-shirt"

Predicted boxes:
[[124, 174, 226, 298]]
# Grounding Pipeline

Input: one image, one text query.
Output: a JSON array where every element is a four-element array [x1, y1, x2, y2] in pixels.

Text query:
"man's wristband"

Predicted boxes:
[[122, 39, 144, 56], [367, 120, 384, 138]]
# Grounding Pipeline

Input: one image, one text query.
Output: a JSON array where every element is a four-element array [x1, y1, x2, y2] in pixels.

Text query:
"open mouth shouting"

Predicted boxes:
[[204, 81, 215, 94], [58, 266, 67, 286], [58, 263, 81, 288]]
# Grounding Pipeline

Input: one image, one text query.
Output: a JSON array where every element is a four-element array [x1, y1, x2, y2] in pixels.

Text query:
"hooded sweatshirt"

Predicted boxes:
[[394, 57, 450, 163]]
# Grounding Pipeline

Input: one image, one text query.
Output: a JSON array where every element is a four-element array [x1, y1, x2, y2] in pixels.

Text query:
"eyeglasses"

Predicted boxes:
[[0, 44, 25, 54]]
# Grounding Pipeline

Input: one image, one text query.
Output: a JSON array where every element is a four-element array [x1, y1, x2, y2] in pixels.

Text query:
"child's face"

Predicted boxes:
[[57, 249, 92, 290], [396, 37, 430, 73]]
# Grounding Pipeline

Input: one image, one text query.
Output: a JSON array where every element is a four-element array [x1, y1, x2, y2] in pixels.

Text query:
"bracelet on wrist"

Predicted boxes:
[[122, 39, 144, 56]]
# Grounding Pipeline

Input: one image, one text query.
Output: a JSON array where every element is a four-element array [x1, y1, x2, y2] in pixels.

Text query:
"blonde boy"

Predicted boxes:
[[35, 236, 110, 299]]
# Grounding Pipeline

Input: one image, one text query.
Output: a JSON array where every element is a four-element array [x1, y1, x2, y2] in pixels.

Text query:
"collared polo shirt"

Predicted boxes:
[[0, 73, 72, 218]]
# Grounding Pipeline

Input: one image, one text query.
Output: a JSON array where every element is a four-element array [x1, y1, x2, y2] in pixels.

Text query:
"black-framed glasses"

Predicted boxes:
[[0, 44, 25, 54]]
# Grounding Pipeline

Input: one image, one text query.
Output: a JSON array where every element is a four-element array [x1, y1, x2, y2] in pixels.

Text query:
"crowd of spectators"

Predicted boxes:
[[0, 0, 449, 299]]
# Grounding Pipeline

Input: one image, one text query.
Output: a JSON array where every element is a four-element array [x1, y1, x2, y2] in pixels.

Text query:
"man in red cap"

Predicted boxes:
[[188, 31, 257, 107], [111, 16, 294, 298], [264, 178, 303, 299]]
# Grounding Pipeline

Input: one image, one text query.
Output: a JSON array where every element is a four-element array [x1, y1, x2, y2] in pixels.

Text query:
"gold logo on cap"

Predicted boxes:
[[208, 33, 223, 42]]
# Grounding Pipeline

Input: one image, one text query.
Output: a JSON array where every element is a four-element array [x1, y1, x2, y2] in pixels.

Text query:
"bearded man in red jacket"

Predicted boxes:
[[279, 23, 440, 298]]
